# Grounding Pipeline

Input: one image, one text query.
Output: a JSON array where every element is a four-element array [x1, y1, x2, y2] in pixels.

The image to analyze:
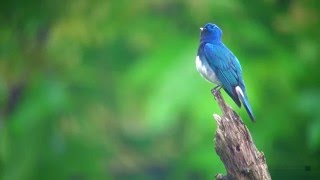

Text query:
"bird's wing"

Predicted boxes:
[[203, 43, 243, 107]]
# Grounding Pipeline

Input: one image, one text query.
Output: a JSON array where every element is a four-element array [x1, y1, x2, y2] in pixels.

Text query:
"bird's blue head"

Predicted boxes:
[[200, 23, 222, 43]]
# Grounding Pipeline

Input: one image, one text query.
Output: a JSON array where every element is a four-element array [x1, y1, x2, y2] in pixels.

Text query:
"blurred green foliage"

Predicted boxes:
[[0, 0, 320, 179]]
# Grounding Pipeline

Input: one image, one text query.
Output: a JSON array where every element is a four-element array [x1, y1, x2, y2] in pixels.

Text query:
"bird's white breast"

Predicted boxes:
[[196, 56, 219, 84]]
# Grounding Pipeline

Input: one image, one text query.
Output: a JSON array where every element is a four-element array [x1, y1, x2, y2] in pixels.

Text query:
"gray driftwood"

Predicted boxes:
[[212, 90, 271, 180]]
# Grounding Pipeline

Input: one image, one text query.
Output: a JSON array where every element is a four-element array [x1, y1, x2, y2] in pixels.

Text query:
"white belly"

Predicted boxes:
[[196, 56, 220, 84]]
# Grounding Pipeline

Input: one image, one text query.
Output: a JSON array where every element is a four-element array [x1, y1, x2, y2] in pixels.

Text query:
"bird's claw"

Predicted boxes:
[[211, 86, 221, 96]]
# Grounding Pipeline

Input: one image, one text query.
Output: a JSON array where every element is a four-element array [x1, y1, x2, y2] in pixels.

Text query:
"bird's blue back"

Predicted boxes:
[[198, 42, 245, 107]]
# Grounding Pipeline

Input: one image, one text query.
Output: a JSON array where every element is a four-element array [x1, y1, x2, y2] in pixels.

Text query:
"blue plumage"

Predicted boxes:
[[196, 23, 255, 122]]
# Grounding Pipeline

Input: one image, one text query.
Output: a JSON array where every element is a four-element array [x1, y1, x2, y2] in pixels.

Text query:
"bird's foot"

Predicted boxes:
[[211, 86, 221, 96]]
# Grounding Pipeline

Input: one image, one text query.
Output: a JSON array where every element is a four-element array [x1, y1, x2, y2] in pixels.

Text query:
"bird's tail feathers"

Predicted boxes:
[[235, 86, 255, 122]]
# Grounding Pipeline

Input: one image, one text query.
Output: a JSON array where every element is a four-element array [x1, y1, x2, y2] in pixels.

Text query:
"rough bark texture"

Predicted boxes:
[[212, 90, 271, 180]]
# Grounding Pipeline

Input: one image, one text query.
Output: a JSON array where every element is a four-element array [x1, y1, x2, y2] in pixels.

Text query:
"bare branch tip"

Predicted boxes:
[[213, 114, 221, 121]]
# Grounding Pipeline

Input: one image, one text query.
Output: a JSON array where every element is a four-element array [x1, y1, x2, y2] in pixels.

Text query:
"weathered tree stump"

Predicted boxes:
[[212, 90, 271, 180]]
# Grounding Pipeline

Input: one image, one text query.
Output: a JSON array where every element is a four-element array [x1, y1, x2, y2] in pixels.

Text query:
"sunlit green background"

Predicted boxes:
[[0, 0, 319, 179]]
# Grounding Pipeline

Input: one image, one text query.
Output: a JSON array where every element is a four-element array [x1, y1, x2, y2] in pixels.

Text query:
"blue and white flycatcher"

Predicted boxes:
[[196, 23, 255, 122]]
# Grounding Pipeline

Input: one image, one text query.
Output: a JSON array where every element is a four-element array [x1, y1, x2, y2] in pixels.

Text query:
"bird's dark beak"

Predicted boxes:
[[200, 27, 204, 32]]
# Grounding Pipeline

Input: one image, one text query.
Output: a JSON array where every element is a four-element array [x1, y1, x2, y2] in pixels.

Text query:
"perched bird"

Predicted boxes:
[[196, 23, 255, 121]]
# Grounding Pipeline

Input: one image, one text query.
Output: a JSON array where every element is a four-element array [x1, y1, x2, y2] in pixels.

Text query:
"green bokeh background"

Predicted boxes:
[[0, 0, 319, 179]]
